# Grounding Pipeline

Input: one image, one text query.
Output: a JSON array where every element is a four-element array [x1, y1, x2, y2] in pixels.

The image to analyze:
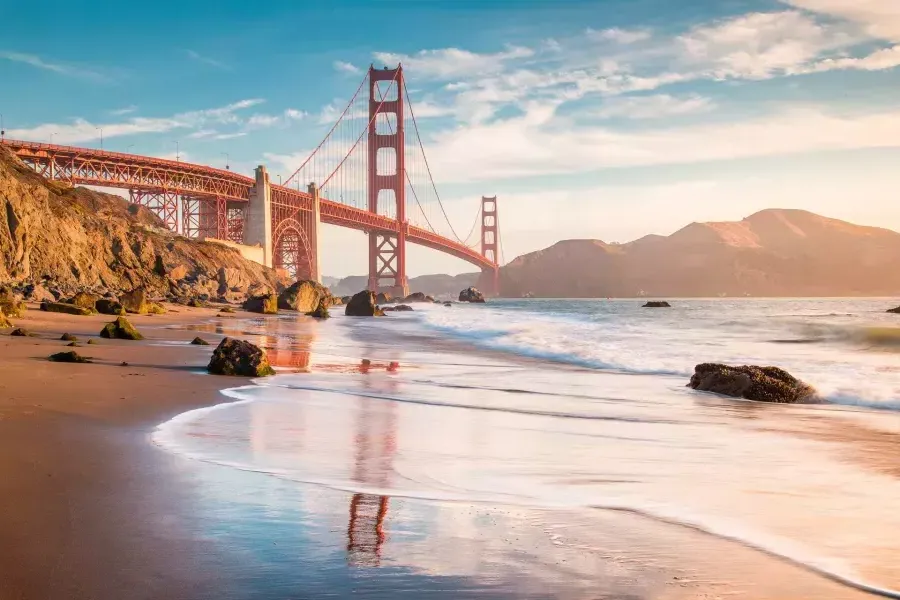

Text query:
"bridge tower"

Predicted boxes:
[[480, 195, 500, 296], [367, 65, 409, 298]]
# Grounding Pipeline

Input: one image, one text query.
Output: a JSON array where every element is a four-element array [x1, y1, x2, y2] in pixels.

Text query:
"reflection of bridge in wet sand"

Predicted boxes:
[[347, 362, 398, 567]]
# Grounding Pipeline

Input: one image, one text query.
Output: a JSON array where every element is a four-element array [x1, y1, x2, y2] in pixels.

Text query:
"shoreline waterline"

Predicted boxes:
[[153, 298, 900, 598]]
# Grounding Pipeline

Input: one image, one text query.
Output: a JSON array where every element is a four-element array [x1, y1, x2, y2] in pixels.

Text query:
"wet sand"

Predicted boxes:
[[0, 305, 887, 599]]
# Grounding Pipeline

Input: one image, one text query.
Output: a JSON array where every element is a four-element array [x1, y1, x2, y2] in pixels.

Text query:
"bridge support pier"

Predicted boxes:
[[307, 183, 322, 283], [368, 231, 409, 298], [244, 166, 273, 267]]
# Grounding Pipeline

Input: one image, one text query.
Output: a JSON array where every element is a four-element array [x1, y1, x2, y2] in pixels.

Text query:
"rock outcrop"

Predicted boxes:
[[68, 291, 99, 312], [207, 337, 275, 376], [0, 145, 283, 302], [49, 351, 90, 363], [376, 292, 393, 305], [278, 280, 330, 312], [41, 301, 93, 316], [120, 287, 150, 314], [96, 298, 126, 315], [888, 306, 900, 314], [643, 301, 671, 308], [459, 287, 485, 303], [345, 290, 379, 317], [0, 287, 26, 317], [688, 363, 816, 403], [99, 317, 144, 340], [403, 292, 427, 303], [243, 293, 278, 314], [191, 336, 210, 345], [307, 300, 330, 319]]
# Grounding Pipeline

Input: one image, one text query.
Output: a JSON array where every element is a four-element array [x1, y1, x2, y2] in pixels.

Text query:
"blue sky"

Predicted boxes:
[[3, 0, 900, 276]]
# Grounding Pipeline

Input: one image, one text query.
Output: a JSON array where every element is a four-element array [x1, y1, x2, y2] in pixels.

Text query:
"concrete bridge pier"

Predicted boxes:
[[244, 165, 273, 268]]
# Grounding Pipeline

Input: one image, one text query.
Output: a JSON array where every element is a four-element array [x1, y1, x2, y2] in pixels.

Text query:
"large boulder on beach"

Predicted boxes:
[[67, 291, 99, 312], [341, 295, 352, 305], [403, 292, 427, 303], [307, 300, 330, 319], [207, 337, 275, 377], [345, 290, 379, 316], [888, 306, 900, 314], [243, 293, 278, 314], [643, 301, 671, 308], [688, 363, 816, 403], [278, 280, 329, 312], [459, 287, 485, 303], [96, 298, 126, 315], [120, 287, 150, 314], [99, 317, 144, 340], [0, 287, 26, 318], [40, 301, 93, 316]]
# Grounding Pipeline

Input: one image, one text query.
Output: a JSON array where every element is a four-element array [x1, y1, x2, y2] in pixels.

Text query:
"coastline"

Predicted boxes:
[[0, 304, 889, 599]]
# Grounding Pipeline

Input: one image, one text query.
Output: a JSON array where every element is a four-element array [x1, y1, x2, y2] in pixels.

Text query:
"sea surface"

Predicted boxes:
[[156, 298, 900, 598]]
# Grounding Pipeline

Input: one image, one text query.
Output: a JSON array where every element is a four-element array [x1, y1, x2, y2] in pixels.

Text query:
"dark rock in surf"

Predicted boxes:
[[888, 306, 900, 314], [642, 301, 671, 308], [688, 363, 816, 403], [207, 337, 275, 377], [345, 290, 379, 317], [458, 287, 485, 303]]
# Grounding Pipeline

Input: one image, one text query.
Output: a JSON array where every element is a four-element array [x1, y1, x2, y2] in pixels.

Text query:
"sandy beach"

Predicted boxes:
[[0, 303, 894, 599]]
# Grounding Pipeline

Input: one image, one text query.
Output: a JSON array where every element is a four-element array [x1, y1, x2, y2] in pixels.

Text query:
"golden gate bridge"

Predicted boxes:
[[1, 65, 503, 297]]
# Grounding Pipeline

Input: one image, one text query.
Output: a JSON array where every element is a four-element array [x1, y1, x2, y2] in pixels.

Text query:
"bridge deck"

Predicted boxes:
[[1, 139, 494, 270]]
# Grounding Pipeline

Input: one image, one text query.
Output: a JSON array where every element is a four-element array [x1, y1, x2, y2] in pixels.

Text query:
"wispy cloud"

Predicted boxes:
[[586, 27, 652, 44], [213, 132, 247, 140], [8, 98, 265, 144], [109, 105, 138, 116], [186, 49, 229, 70], [592, 94, 715, 120], [372, 46, 534, 80], [333, 60, 361, 74], [0, 51, 109, 81]]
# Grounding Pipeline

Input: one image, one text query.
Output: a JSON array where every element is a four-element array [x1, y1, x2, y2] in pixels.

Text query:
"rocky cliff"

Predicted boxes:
[[501, 209, 900, 297], [0, 146, 284, 301]]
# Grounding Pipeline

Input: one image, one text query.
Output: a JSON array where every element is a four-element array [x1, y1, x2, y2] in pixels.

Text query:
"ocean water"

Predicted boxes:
[[156, 298, 900, 597]]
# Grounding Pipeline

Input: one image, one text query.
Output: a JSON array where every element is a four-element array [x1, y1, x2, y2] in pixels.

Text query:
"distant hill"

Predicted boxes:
[[500, 209, 900, 297], [326, 272, 479, 298]]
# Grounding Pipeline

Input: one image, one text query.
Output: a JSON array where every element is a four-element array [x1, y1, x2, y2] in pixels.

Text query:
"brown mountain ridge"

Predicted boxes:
[[500, 209, 900, 298]]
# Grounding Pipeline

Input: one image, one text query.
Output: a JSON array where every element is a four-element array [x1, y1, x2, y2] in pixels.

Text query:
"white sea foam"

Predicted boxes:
[[153, 297, 900, 595]]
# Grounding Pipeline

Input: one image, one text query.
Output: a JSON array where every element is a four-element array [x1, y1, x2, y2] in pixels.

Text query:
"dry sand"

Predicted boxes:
[[0, 304, 885, 600]]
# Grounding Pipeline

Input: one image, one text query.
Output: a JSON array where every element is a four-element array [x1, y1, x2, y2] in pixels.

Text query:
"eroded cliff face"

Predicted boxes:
[[0, 146, 284, 301]]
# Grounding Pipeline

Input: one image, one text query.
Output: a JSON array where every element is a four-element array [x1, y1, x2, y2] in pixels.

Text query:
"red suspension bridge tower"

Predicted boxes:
[[368, 66, 408, 297]]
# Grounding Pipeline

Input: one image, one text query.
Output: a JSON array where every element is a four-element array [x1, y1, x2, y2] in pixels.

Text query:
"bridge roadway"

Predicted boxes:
[[1, 139, 494, 271]]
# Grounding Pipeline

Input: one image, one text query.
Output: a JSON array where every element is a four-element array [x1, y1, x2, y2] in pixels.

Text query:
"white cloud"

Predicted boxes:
[[187, 129, 218, 139], [372, 46, 534, 80], [284, 108, 308, 120], [587, 27, 652, 44], [214, 132, 247, 140], [677, 11, 855, 79], [333, 60, 361, 74], [592, 94, 715, 120], [0, 51, 107, 81], [247, 114, 280, 128], [110, 105, 138, 116], [806, 45, 900, 73], [783, 0, 900, 41], [186, 49, 229, 70], [246, 109, 308, 129], [423, 102, 900, 183], [8, 98, 265, 144]]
